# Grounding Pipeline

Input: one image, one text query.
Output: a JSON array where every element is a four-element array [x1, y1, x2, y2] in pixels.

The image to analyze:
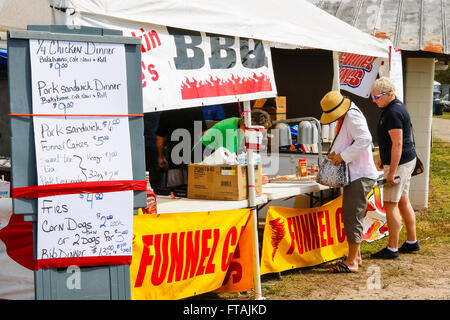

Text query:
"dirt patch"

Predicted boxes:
[[213, 243, 450, 301], [329, 246, 449, 300]]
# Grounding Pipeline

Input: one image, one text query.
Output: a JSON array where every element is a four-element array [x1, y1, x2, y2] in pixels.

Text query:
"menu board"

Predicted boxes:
[[36, 191, 133, 267], [29, 39, 134, 268], [29, 40, 132, 184]]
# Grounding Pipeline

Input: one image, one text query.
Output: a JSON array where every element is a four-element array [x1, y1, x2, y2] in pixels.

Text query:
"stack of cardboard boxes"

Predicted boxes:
[[254, 96, 287, 153], [187, 164, 262, 201], [253, 96, 286, 122]]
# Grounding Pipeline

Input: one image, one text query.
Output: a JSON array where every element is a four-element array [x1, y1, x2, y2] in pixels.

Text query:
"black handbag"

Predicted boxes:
[[316, 114, 350, 188], [412, 157, 424, 176], [411, 123, 424, 176]]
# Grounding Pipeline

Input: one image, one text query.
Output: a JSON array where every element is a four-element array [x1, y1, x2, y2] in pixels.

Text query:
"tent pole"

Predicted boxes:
[[332, 51, 341, 92], [326, 51, 341, 140], [243, 100, 263, 300]]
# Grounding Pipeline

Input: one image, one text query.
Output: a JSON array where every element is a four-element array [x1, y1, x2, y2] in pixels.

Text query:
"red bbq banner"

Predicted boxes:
[[124, 25, 277, 112]]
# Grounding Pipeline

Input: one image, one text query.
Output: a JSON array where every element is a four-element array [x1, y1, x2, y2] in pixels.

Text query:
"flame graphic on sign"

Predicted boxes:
[[269, 218, 286, 261], [362, 185, 389, 242], [180, 72, 272, 100]]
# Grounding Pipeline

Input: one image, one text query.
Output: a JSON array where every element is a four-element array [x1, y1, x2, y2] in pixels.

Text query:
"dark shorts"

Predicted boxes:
[[342, 177, 376, 243]]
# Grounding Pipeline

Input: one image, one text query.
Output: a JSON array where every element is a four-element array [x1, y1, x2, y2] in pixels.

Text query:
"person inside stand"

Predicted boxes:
[[370, 77, 420, 259], [201, 104, 226, 121], [196, 109, 272, 155], [319, 91, 378, 273], [156, 107, 207, 189], [194, 108, 272, 185], [144, 111, 162, 189]]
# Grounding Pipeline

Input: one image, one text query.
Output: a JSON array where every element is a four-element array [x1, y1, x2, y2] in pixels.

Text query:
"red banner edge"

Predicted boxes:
[[35, 255, 132, 270], [12, 180, 147, 199]]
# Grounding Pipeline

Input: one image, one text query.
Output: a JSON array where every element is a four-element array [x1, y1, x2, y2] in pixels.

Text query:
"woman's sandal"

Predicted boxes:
[[332, 256, 362, 267], [330, 261, 353, 273]]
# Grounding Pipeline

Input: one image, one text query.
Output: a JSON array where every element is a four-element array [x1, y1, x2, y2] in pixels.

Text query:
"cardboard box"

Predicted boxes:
[[254, 96, 287, 121], [274, 96, 286, 118], [187, 164, 262, 201]]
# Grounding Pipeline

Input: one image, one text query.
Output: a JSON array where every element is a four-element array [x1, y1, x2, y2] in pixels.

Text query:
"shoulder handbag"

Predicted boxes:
[[412, 157, 424, 176], [316, 114, 351, 188], [411, 123, 424, 176]]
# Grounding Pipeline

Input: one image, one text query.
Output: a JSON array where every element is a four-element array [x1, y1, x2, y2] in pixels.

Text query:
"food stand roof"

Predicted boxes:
[[307, 0, 450, 55], [51, 0, 389, 58], [0, 0, 52, 49]]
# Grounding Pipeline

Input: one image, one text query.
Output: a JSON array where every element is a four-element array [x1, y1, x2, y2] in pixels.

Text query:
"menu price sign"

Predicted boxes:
[[36, 191, 133, 268], [29, 39, 132, 185], [29, 39, 134, 268]]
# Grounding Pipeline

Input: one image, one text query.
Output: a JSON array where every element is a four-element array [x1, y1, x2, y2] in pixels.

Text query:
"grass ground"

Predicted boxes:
[[207, 135, 450, 300], [435, 112, 450, 120]]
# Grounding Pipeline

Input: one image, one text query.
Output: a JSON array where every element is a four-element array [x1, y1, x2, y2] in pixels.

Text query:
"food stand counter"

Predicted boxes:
[[155, 181, 331, 214]]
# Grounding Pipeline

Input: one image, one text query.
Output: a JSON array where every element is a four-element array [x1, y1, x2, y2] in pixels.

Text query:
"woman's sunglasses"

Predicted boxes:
[[372, 92, 390, 99]]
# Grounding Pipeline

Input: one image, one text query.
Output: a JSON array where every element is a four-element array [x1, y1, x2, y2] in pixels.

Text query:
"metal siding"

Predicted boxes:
[[444, 0, 450, 53], [307, 0, 450, 54], [308, 0, 324, 8], [318, 0, 343, 16], [393, 0, 421, 50], [375, 0, 402, 42], [354, 0, 383, 35], [422, 0, 444, 53], [335, 0, 362, 26]]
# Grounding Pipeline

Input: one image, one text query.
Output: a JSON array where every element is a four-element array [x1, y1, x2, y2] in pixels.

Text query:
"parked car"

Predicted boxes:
[[441, 94, 450, 112], [433, 90, 443, 115]]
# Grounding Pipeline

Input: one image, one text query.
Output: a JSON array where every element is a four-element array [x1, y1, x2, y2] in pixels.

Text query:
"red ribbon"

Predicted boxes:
[[12, 180, 147, 199], [35, 255, 132, 270]]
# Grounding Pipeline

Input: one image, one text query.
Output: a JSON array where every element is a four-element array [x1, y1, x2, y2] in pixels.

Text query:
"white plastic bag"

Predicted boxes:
[[202, 147, 238, 165]]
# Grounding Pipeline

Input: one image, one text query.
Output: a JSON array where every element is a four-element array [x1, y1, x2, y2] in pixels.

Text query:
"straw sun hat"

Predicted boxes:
[[319, 91, 351, 124]]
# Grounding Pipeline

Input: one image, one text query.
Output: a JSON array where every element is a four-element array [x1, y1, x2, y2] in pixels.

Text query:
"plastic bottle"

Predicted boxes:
[[298, 158, 308, 177], [143, 171, 157, 214], [309, 164, 318, 176]]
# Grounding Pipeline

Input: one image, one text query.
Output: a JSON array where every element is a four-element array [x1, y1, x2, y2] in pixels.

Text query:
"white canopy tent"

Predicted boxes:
[[0, 0, 392, 301], [49, 0, 389, 113], [0, 0, 52, 48], [46, 0, 390, 300], [51, 0, 388, 58]]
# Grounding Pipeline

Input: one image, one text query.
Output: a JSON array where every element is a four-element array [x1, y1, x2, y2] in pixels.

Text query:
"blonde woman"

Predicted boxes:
[[371, 77, 420, 259]]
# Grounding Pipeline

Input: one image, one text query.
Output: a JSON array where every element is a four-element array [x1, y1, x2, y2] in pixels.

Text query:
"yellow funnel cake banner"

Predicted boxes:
[[131, 209, 254, 300], [261, 196, 348, 275], [214, 212, 255, 294]]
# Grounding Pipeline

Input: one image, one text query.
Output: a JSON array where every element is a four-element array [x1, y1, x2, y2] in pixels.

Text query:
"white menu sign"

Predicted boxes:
[[36, 191, 133, 266], [29, 40, 132, 184], [29, 39, 134, 267]]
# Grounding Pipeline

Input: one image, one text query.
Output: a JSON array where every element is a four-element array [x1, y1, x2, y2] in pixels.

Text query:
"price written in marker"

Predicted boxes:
[[29, 39, 134, 268]]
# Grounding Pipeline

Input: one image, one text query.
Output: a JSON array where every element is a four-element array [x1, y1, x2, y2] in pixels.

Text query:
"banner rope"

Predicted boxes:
[[9, 113, 143, 117], [12, 180, 147, 199]]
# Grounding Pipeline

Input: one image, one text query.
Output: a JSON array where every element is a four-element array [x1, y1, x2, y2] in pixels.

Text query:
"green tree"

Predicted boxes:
[[435, 68, 450, 85]]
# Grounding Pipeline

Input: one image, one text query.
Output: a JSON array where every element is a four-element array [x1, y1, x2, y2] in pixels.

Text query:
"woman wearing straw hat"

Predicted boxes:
[[320, 91, 378, 273]]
